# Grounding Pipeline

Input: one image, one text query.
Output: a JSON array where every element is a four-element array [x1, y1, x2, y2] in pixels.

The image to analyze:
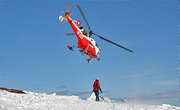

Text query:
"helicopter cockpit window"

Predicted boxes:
[[96, 42, 101, 56], [96, 42, 100, 49]]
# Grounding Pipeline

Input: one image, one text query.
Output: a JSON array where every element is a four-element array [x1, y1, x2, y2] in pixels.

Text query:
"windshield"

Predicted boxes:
[[96, 43, 100, 49], [96, 43, 101, 56]]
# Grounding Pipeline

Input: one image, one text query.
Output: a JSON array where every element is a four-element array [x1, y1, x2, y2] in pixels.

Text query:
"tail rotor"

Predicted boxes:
[[67, 5, 73, 17], [59, 5, 74, 24]]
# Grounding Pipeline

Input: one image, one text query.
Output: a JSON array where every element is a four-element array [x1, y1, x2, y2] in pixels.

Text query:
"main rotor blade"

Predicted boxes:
[[67, 5, 69, 13], [76, 4, 91, 30], [65, 33, 75, 36], [92, 33, 134, 53]]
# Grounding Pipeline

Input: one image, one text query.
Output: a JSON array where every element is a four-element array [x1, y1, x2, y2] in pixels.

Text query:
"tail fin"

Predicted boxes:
[[59, 11, 67, 24]]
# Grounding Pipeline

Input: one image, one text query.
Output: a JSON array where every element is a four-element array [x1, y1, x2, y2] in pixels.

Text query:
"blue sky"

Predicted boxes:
[[0, 0, 179, 106]]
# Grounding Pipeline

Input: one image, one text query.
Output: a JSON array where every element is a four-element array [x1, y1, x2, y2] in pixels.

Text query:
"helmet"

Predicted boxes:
[[96, 78, 99, 81], [79, 26, 85, 31]]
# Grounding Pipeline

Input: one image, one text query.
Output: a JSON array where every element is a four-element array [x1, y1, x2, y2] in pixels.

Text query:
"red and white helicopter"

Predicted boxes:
[[59, 5, 134, 63]]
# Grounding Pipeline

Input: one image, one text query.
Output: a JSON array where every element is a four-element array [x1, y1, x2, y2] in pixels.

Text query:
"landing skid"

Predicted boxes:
[[97, 58, 100, 61], [85, 58, 100, 63], [86, 59, 92, 64], [67, 46, 75, 52]]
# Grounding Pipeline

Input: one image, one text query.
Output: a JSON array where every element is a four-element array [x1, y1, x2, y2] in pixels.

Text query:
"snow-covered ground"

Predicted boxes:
[[0, 89, 179, 110]]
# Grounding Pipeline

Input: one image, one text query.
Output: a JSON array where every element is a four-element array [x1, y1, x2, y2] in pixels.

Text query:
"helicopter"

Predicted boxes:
[[59, 4, 134, 63]]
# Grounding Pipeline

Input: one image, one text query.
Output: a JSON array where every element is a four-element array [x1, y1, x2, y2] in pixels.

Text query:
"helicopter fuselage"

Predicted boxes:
[[59, 5, 133, 63], [65, 14, 101, 60]]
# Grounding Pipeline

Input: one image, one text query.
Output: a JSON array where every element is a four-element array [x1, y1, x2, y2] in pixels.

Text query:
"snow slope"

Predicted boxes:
[[87, 92, 116, 103], [0, 90, 179, 110]]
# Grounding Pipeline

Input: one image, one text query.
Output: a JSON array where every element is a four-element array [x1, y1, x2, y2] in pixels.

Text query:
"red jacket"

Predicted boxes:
[[93, 81, 101, 91]]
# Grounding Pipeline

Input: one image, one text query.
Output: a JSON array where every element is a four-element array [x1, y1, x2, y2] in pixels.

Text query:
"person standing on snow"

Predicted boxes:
[[93, 78, 102, 101]]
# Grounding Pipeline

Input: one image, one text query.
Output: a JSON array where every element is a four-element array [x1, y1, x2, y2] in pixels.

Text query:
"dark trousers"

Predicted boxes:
[[93, 89, 99, 101]]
